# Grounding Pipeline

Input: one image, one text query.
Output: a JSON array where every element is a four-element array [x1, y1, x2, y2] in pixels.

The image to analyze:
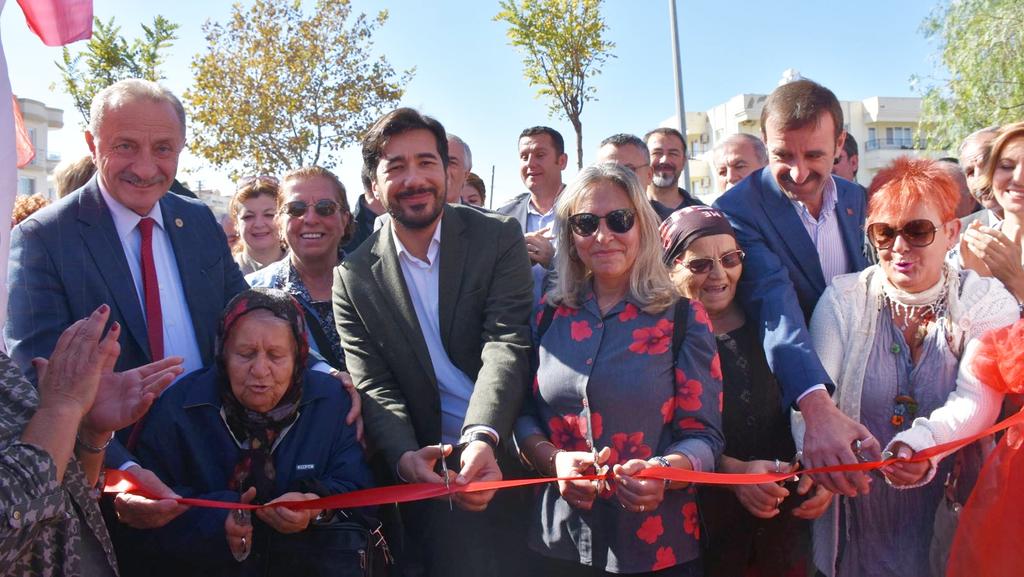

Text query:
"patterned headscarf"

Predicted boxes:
[[216, 288, 309, 500], [659, 206, 736, 265]]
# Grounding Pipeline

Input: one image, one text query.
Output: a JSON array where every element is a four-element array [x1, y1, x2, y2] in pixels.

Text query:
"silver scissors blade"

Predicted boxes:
[[439, 443, 453, 511]]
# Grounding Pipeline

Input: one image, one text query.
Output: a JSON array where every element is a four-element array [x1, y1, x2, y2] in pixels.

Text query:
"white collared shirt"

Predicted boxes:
[[786, 176, 851, 284], [390, 219, 474, 444], [525, 197, 557, 303], [98, 182, 203, 379]]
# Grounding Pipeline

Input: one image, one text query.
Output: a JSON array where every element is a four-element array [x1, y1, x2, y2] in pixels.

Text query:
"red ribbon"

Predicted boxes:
[[105, 409, 1024, 511]]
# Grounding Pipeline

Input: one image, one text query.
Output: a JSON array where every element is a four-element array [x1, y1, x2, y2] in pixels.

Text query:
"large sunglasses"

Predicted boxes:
[[281, 199, 341, 218], [677, 249, 745, 274], [866, 219, 938, 250], [567, 208, 636, 237]]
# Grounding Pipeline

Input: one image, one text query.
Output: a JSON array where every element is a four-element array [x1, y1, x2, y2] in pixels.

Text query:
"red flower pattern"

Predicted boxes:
[[718, 391, 724, 413], [675, 379, 703, 412], [628, 319, 673, 355], [618, 302, 639, 322], [554, 304, 577, 318], [571, 320, 593, 342], [682, 502, 700, 539], [636, 515, 664, 544], [590, 412, 603, 439], [548, 415, 589, 451], [609, 432, 652, 464], [532, 376, 540, 397], [677, 417, 705, 431], [660, 396, 674, 424], [709, 352, 722, 381], [692, 300, 712, 329], [652, 546, 677, 571]]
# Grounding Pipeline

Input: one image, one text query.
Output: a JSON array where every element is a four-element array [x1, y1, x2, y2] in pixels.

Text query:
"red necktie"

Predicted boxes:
[[138, 217, 164, 361]]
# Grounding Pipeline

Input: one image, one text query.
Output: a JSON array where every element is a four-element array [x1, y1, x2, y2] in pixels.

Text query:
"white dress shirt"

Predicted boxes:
[[391, 219, 496, 444], [787, 175, 850, 285], [98, 183, 203, 378]]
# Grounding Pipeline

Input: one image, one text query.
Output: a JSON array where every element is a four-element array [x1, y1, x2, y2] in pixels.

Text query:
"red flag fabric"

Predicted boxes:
[[15, 0, 92, 47], [12, 96, 34, 168]]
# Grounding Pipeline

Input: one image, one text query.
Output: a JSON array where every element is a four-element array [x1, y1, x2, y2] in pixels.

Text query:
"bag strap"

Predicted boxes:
[[302, 306, 345, 370], [536, 303, 557, 342], [672, 297, 690, 363]]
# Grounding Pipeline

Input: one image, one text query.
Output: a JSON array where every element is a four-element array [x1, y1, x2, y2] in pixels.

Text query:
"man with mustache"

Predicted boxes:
[[5, 79, 249, 567], [334, 108, 535, 576], [713, 79, 873, 500], [643, 126, 703, 221]]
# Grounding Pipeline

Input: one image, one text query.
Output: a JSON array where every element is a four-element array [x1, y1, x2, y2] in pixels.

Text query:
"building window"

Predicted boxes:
[[18, 177, 35, 195], [885, 126, 914, 148]]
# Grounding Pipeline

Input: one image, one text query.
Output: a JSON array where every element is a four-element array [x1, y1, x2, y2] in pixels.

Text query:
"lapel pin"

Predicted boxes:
[[175, 218, 184, 228], [846, 208, 854, 216]]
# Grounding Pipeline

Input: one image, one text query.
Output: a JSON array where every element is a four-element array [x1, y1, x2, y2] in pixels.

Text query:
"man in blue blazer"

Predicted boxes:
[[4, 79, 248, 534], [714, 79, 874, 498]]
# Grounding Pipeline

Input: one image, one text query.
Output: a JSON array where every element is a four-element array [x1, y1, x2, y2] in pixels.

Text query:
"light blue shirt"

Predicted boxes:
[[98, 183, 203, 379], [391, 219, 497, 444], [787, 175, 850, 285], [526, 200, 557, 304]]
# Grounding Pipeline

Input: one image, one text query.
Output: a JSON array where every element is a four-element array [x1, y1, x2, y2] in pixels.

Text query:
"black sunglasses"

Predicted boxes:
[[281, 199, 341, 218], [866, 219, 938, 250], [678, 249, 745, 274], [567, 209, 636, 237]]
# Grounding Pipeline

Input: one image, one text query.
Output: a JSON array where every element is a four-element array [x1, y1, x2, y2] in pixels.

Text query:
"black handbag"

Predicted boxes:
[[265, 508, 394, 577]]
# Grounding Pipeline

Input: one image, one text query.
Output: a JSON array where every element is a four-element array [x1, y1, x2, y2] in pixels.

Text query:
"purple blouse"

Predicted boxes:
[[515, 289, 724, 573]]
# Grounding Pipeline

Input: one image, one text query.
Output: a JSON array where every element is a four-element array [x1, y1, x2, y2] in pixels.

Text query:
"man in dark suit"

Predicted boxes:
[[334, 108, 534, 576], [713, 79, 874, 498], [5, 79, 248, 533]]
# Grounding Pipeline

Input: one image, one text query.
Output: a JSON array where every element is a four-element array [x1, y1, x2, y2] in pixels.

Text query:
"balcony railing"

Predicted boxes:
[[864, 137, 927, 152]]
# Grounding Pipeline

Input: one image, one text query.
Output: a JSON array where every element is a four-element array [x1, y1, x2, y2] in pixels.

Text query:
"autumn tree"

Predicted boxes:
[[186, 0, 410, 176], [495, 0, 614, 169], [56, 15, 179, 126], [915, 0, 1024, 149]]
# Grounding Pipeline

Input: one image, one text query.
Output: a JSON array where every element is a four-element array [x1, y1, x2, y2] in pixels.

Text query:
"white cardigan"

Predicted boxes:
[[792, 266, 1019, 576]]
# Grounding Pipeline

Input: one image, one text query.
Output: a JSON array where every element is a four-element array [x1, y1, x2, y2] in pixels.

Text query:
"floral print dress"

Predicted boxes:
[[515, 288, 724, 574]]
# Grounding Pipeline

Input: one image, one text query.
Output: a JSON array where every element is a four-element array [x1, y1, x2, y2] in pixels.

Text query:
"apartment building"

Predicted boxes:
[[16, 97, 63, 199]]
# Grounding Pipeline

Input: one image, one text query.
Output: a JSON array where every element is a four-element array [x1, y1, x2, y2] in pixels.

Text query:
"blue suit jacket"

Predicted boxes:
[[713, 168, 868, 408], [4, 177, 248, 466]]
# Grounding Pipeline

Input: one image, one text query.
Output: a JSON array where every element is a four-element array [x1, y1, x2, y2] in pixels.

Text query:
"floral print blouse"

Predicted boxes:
[[515, 289, 724, 574]]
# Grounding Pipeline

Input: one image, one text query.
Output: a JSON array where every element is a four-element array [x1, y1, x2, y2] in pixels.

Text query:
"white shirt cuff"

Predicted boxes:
[[796, 384, 829, 405]]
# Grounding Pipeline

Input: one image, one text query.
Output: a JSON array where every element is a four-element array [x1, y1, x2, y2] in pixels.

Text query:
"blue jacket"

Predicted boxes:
[[130, 366, 372, 575], [713, 169, 868, 408]]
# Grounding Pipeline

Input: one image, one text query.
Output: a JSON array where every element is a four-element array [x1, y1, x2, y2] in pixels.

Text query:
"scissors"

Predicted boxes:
[[853, 438, 889, 480], [439, 443, 453, 511], [592, 449, 611, 494], [232, 508, 251, 562]]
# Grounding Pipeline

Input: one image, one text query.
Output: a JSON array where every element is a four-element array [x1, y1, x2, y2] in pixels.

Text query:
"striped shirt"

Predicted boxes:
[[787, 176, 850, 284]]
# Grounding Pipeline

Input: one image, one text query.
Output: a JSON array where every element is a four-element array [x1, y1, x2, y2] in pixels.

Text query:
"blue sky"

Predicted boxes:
[[2, 0, 942, 208]]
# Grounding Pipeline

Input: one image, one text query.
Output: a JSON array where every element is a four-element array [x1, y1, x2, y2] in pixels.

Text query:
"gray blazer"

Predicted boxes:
[[495, 192, 532, 233], [332, 204, 534, 468]]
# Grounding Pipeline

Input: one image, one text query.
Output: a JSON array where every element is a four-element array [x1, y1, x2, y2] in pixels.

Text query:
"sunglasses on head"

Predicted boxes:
[[866, 219, 938, 250], [677, 249, 745, 274], [281, 199, 341, 218], [567, 208, 636, 237]]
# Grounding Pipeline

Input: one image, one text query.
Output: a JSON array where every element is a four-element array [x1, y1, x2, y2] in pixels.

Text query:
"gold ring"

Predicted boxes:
[[639, 504, 645, 512]]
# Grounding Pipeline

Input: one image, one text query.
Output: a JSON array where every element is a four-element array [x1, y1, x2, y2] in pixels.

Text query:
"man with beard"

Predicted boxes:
[[713, 79, 874, 500], [333, 108, 535, 577], [643, 126, 703, 220], [959, 126, 1004, 228]]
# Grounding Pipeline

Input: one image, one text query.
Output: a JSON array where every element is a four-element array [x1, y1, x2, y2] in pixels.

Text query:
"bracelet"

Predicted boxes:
[[76, 431, 114, 454], [548, 449, 566, 477], [648, 456, 672, 489]]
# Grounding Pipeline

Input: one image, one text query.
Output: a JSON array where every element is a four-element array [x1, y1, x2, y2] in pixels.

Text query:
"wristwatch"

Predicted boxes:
[[457, 430, 498, 452]]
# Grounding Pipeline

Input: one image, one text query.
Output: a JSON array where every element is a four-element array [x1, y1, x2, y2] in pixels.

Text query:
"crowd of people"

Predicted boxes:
[[0, 73, 1022, 577]]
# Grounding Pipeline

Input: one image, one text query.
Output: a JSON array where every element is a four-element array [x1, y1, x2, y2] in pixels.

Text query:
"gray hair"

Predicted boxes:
[[88, 78, 186, 138], [549, 162, 676, 314], [957, 125, 1001, 161], [599, 133, 649, 158], [713, 133, 768, 165], [448, 133, 472, 171]]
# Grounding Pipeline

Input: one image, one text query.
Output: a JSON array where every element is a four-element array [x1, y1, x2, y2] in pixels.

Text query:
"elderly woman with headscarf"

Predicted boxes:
[[660, 206, 818, 577], [130, 288, 371, 576], [515, 163, 723, 576], [795, 157, 1019, 577]]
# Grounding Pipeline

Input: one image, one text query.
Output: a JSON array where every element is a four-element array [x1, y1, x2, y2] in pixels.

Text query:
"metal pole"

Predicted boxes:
[[669, 0, 691, 193], [489, 165, 496, 210]]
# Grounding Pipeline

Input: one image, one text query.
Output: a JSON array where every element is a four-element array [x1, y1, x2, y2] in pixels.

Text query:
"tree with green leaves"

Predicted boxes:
[[495, 0, 614, 169], [186, 0, 411, 177], [915, 0, 1024, 149], [56, 16, 179, 126]]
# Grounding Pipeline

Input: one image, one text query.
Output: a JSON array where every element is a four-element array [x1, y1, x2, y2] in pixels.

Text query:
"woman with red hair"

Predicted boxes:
[[792, 156, 1019, 576]]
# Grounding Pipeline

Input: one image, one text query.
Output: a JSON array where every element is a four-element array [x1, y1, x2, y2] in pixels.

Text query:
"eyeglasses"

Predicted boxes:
[[281, 199, 341, 218], [866, 219, 938, 250], [677, 249, 745, 274], [567, 209, 636, 237]]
